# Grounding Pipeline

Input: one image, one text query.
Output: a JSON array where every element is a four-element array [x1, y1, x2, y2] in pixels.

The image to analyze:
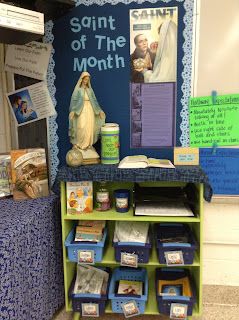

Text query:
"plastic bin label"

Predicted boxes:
[[170, 303, 188, 319], [122, 300, 140, 318], [78, 250, 95, 265], [121, 252, 138, 268], [165, 251, 184, 266], [81, 303, 99, 317]]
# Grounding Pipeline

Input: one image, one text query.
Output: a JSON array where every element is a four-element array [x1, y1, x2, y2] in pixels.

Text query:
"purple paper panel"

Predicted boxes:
[[131, 82, 176, 148]]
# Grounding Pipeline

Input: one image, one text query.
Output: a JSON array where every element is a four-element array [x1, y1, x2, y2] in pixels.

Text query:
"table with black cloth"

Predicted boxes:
[[53, 164, 213, 201], [0, 195, 64, 320]]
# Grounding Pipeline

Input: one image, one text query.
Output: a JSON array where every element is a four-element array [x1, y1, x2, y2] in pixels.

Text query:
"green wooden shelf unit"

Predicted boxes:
[[60, 179, 204, 320]]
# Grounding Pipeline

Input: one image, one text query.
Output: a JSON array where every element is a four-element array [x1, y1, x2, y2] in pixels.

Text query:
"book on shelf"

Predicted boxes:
[[160, 236, 189, 243], [73, 264, 109, 295], [158, 277, 192, 297], [160, 284, 183, 296], [0, 154, 12, 198], [74, 221, 105, 242], [118, 155, 175, 169], [117, 280, 143, 296], [66, 181, 93, 214], [114, 221, 149, 243], [10, 148, 49, 200], [78, 221, 106, 228]]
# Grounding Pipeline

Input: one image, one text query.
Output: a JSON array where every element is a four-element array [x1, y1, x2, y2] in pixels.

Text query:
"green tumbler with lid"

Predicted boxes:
[[101, 123, 119, 164]]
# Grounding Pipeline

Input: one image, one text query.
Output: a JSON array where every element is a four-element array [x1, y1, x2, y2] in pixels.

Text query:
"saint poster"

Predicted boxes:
[[130, 7, 178, 148]]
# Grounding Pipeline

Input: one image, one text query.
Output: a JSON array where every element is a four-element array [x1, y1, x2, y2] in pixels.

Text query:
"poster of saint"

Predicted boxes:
[[130, 7, 178, 148], [129, 7, 178, 84]]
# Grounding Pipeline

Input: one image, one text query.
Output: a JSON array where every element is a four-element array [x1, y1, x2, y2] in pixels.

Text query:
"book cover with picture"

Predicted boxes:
[[10, 148, 49, 200], [67, 181, 93, 214], [0, 154, 12, 198]]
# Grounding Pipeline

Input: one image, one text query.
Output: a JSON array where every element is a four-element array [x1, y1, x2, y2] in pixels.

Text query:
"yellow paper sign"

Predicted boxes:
[[174, 147, 199, 165]]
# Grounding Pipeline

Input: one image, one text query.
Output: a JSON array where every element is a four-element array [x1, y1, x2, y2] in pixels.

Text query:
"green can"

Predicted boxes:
[[101, 123, 120, 164]]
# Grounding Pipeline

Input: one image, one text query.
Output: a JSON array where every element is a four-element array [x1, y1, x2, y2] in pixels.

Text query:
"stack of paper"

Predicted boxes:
[[135, 202, 194, 217], [114, 221, 149, 243]]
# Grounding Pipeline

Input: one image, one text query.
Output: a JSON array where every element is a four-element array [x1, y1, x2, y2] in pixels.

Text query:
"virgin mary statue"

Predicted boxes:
[[68, 72, 105, 161], [144, 20, 177, 83]]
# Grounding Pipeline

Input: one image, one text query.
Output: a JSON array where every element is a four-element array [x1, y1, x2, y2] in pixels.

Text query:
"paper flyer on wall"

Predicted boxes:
[[129, 7, 178, 83], [6, 81, 56, 126], [5, 41, 52, 80], [131, 82, 176, 147]]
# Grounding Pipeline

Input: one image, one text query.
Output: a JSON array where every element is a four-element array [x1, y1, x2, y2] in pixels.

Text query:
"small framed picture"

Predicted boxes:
[[170, 303, 188, 319], [165, 251, 184, 266], [78, 250, 95, 265], [121, 300, 140, 318], [121, 252, 138, 268], [81, 303, 99, 317]]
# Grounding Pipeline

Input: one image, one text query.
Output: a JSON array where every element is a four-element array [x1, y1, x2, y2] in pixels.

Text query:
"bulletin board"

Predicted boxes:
[[200, 148, 239, 196], [50, 0, 195, 166]]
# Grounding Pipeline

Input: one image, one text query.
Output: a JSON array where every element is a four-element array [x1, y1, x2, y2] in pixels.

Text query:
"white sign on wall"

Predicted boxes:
[[4, 41, 52, 80]]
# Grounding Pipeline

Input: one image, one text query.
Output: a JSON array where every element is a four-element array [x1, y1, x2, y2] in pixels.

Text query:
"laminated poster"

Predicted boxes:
[[190, 94, 239, 147], [130, 7, 178, 148]]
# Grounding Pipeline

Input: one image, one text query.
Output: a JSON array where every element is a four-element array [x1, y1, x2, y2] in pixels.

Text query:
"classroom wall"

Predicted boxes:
[[203, 198, 239, 286], [196, 0, 239, 286], [195, 0, 239, 96], [0, 44, 11, 152]]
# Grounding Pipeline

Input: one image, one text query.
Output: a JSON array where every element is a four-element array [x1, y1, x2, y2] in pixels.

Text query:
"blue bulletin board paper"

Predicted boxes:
[[52, 0, 194, 165], [200, 148, 239, 195]]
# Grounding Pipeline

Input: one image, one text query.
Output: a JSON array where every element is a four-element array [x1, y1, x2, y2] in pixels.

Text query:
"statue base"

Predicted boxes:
[[75, 146, 100, 165], [82, 158, 100, 165]]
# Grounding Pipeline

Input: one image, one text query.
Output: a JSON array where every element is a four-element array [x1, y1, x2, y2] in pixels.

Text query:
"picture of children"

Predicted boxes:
[[8, 89, 38, 125], [68, 191, 77, 208], [7, 82, 56, 127], [66, 182, 93, 214], [15, 101, 37, 124]]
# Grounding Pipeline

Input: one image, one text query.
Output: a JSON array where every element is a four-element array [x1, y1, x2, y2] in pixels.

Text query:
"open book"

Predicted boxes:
[[118, 155, 175, 169]]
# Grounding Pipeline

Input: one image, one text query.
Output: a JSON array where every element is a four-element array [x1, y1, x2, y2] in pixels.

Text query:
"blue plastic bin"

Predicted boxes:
[[70, 267, 110, 315], [65, 226, 107, 262], [113, 230, 152, 264], [108, 267, 148, 314], [155, 268, 196, 316], [155, 223, 198, 265]]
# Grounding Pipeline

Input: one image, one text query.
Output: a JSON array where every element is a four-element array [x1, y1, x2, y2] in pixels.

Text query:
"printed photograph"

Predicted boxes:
[[130, 7, 178, 83], [132, 121, 142, 134], [8, 89, 38, 125], [131, 83, 142, 109], [131, 133, 142, 147], [132, 108, 142, 121]]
